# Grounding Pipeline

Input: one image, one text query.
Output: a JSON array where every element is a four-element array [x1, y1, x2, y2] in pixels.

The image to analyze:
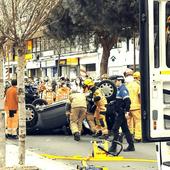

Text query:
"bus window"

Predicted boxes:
[[154, 1, 159, 68], [166, 2, 170, 68]]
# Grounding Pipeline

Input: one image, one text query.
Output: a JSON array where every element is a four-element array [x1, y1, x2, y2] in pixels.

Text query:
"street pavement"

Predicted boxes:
[[6, 143, 75, 170], [7, 134, 158, 170]]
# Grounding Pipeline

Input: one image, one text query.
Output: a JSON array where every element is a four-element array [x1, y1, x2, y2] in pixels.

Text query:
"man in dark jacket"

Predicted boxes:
[[109, 75, 135, 153]]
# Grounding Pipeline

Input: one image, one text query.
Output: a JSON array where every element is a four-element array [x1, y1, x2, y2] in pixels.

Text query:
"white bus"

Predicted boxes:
[[140, 0, 170, 169]]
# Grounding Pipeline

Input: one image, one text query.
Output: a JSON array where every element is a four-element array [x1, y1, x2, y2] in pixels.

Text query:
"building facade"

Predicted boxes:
[[4, 36, 139, 81]]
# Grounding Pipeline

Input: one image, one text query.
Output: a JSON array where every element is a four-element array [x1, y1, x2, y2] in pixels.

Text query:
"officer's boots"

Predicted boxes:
[[123, 144, 135, 152], [108, 144, 117, 154]]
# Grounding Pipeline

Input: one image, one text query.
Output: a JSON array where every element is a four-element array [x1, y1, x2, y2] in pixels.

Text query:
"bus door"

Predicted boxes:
[[140, 0, 170, 142]]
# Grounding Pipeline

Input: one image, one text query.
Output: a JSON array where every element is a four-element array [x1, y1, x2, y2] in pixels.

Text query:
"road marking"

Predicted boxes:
[[40, 154, 157, 163]]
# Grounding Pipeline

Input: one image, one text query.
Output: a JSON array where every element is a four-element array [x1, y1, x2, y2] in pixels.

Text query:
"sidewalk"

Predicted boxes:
[[6, 144, 75, 170]]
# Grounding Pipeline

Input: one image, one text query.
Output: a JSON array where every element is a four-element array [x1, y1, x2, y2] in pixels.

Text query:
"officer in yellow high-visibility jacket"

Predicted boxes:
[[83, 79, 108, 139], [125, 69, 141, 142]]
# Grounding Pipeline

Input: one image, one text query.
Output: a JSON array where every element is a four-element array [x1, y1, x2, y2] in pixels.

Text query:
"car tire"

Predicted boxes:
[[97, 80, 117, 102], [32, 98, 48, 108], [26, 104, 38, 129]]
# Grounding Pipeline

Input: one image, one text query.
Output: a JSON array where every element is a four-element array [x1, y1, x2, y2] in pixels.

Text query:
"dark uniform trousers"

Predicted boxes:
[[112, 112, 133, 147]]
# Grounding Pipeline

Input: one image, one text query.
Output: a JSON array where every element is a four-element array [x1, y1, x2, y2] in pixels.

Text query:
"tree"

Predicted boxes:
[[0, 36, 7, 169], [47, 0, 139, 75], [0, 0, 59, 167]]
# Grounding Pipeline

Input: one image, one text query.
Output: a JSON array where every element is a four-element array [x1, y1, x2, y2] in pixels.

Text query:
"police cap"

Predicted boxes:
[[115, 75, 125, 82]]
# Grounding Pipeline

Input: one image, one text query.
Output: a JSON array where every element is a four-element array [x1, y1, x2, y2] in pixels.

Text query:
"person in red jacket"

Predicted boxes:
[[5, 79, 18, 139]]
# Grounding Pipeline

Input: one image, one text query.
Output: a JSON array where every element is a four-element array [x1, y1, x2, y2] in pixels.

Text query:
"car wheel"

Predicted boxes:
[[26, 104, 38, 128], [32, 99, 48, 109], [97, 80, 117, 102]]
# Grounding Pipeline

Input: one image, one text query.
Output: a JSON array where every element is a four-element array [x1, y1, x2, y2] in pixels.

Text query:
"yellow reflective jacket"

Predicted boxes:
[[68, 92, 87, 109], [93, 88, 107, 112], [126, 81, 141, 110], [56, 87, 70, 101]]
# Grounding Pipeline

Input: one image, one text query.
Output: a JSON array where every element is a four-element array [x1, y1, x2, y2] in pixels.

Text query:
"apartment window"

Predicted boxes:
[[86, 64, 96, 71], [37, 38, 41, 52], [32, 39, 37, 52]]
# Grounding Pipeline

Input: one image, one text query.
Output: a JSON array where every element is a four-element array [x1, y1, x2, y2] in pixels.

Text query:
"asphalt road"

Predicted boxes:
[[9, 134, 158, 170]]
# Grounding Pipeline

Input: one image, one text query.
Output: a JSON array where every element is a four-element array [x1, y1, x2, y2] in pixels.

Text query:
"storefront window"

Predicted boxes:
[[32, 39, 37, 52], [36, 37, 41, 52]]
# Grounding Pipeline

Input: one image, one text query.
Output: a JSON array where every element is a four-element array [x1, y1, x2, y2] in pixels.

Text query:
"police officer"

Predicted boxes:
[[83, 79, 108, 139], [109, 75, 135, 152]]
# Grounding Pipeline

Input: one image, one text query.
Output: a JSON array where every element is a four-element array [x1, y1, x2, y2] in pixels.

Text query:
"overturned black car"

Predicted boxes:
[[26, 79, 117, 134]]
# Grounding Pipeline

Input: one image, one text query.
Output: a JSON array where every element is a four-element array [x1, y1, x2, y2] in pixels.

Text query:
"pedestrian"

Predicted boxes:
[[83, 79, 109, 139], [42, 82, 56, 104], [108, 75, 135, 153], [67, 89, 87, 141], [5, 79, 18, 139], [38, 80, 46, 98], [125, 69, 142, 142]]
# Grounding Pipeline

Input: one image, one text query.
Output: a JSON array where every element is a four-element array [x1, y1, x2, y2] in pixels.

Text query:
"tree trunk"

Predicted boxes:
[[100, 46, 110, 76], [99, 35, 117, 76], [57, 54, 61, 77], [17, 46, 26, 165], [0, 48, 5, 168]]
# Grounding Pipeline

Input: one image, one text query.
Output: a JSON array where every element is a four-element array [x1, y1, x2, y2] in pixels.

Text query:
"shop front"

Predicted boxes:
[[41, 60, 57, 79], [79, 52, 99, 78], [26, 61, 41, 78]]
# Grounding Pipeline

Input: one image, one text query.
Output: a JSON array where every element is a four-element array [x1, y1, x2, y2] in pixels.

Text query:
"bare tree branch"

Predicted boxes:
[[0, 0, 60, 166]]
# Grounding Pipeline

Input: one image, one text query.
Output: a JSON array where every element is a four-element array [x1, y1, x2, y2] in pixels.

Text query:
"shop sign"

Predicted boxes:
[[46, 60, 56, 67], [59, 59, 66, 65], [26, 61, 40, 69], [25, 54, 33, 60], [14, 53, 33, 61], [42, 50, 54, 57], [67, 58, 78, 65], [27, 40, 32, 51]]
